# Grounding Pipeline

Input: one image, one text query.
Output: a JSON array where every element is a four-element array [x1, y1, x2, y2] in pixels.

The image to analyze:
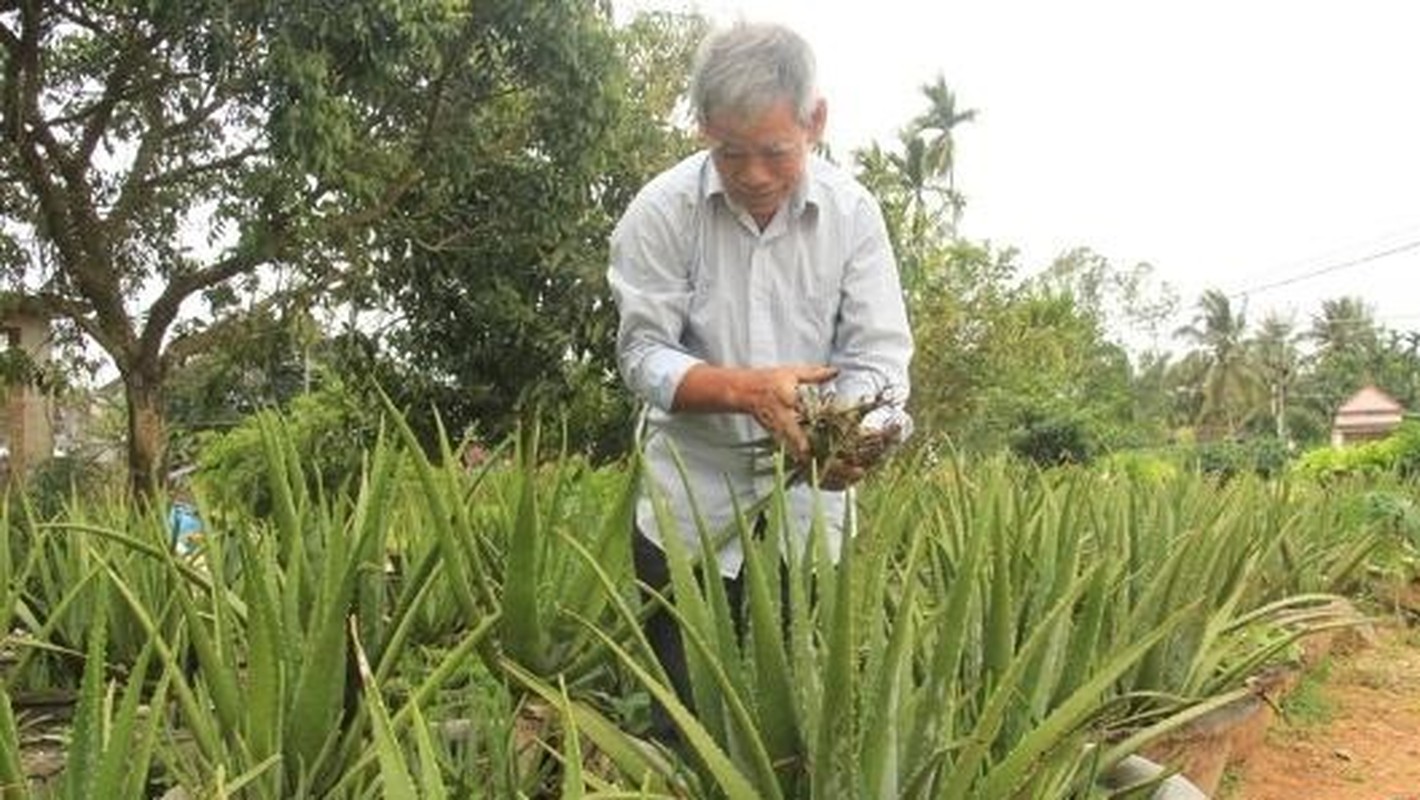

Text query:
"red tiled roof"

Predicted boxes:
[[1335, 384, 1403, 416]]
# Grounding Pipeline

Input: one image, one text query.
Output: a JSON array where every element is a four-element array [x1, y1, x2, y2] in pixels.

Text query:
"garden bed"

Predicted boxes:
[[1142, 601, 1379, 796]]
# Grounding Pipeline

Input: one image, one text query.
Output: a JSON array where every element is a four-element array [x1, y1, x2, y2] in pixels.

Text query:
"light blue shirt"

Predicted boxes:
[[608, 151, 913, 576]]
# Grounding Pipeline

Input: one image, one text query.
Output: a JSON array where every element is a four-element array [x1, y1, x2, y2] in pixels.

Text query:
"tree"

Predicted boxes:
[[367, 9, 704, 460], [1372, 328, 1420, 411], [1299, 296, 1380, 419], [912, 75, 976, 219], [1035, 247, 1179, 354], [1308, 296, 1378, 358], [902, 237, 1143, 456], [1128, 349, 1185, 438], [1173, 290, 1262, 438], [0, 0, 622, 495], [854, 77, 976, 297], [1248, 313, 1304, 442], [903, 238, 1019, 451], [161, 305, 332, 463]]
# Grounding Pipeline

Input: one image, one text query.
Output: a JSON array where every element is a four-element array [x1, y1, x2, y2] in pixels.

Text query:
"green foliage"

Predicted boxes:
[[165, 309, 321, 437], [1, 409, 1395, 797], [1160, 290, 1420, 454], [1009, 408, 1097, 466], [1293, 444, 1380, 481], [1188, 436, 1292, 480], [1291, 422, 1420, 482], [906, 242, 1146, 457], [1353, 489, 1420, 547], [370, 6, 702, 461], [1173, 290, 1263, 438], [1096, 449, 1182, 485], [3, 0, 656, 494], [1388, 419, 1420, 477], [1350, 487, 1420, 575], [1280, 657, 1334, 727], [17, 456, 122, 522], [195, 378, 382, 516]]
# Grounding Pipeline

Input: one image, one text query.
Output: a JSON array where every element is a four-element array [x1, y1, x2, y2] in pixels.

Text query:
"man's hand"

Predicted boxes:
[[740, 365, 838, 462], [672, 363, 838, 462]]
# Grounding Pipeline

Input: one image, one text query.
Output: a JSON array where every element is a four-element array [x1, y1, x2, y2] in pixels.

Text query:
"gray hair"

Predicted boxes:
[[689, 22, 818, 127]]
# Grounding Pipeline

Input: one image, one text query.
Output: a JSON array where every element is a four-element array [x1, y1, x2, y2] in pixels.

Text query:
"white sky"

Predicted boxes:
[[615, 0, 1420, 341]]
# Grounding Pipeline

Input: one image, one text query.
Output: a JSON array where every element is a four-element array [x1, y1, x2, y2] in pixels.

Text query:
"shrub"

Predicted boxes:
[[1096, 449, 1180, 484], [1009, 409, 1096, 466], [1189, 437, 1291, 480], [18, 454, 123, 519], [1294, 440, 1394, 482], [1387, 419, 1420, 477], [195, 378, 384, 517]]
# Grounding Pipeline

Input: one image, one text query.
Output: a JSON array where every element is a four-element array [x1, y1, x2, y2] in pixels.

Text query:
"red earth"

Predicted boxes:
[[1222, 612, 1420, 800]]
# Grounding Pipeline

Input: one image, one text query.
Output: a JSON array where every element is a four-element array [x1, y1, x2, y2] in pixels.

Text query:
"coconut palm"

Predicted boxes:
[[1308, 296, 1378, 358], [1249, 313, 1306, 442], [853, 78, 976, 299], [1304, 296, 1381, 418], [1174, 289, 1263, 437]]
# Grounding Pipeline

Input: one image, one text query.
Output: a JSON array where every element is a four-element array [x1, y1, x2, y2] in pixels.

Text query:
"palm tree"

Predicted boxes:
[[1308, 296, 1377, 358], [1249, 313, 1302, 442], [853, 78, 977, 298], [913, 75, 978, 193], [1305, 296, 1380, 417], [889, 132, 937, 266], [1173, 289, 1263, 437]]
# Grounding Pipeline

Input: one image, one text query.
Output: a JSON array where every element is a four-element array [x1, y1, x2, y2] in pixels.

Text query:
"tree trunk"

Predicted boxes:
[[124, 366, 166, 501]]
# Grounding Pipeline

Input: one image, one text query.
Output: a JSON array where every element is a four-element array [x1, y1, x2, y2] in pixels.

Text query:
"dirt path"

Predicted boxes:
[[1222, 618, 1420, 800]]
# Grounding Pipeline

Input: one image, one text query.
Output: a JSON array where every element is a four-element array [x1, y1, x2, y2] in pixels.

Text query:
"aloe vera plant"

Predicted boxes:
[[384, 402, 642, 681], [513, 453, 1385, 798], [1, 407, 1395, 798], [0, 581, 172, 800]]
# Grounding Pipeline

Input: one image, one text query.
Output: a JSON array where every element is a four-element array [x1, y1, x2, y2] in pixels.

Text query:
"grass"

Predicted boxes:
[[1279, 657, 1334, 728], [1213, 765, 1245, 799]]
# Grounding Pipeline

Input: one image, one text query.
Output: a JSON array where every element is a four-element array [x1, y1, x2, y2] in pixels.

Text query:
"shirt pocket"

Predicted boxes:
[[788, 266, 841, 348]]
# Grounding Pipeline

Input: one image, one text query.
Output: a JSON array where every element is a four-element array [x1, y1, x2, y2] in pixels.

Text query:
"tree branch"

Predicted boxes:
[[25, 290, 118, 355], [160, 276, 338, 370], [141, 213, 292, 359], [143, 144, 265, 191], [106, 90, 237, 232], [0, 19, 18, 52], [3, 5, 87, 276], [50, 0, 108, 35], [77, 30, 166, 164]]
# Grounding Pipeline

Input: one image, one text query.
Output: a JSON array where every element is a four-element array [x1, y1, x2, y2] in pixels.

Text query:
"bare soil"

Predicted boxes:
[[1222, 617, 1420, 800]]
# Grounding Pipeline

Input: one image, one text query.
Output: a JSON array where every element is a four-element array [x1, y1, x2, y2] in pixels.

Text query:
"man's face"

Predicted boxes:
[[703, 97, 825, 225]]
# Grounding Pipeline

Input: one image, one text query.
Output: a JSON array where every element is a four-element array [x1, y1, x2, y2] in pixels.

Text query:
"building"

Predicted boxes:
[[0, 304, 56, 480], [1330, 384, 1404, 447]]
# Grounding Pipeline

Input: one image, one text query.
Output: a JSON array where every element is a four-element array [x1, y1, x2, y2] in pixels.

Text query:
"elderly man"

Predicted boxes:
[[607, 20, 913, 740]]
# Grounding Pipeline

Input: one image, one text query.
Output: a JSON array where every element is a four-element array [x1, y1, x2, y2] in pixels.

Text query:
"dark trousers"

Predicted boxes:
[[632, 523, 792, 744]]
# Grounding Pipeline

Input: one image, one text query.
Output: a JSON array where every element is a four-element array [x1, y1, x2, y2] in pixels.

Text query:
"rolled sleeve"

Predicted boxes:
[[635, 346, 701, 412]]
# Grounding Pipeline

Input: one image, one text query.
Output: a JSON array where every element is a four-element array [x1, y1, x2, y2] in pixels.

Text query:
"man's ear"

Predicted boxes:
[[808, 98, 828, 143]]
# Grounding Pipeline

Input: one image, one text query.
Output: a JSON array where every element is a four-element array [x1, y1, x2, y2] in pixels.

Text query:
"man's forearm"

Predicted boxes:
[[671, 363, 838, 460], [670, 364, 755, 413]]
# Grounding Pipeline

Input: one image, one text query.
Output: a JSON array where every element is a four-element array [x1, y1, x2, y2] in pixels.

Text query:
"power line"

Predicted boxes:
[[1228, 238, 1420, 298]]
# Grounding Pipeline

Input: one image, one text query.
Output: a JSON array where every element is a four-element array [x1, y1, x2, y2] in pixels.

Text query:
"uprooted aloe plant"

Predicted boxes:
[[746, 387, 905, 488]]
